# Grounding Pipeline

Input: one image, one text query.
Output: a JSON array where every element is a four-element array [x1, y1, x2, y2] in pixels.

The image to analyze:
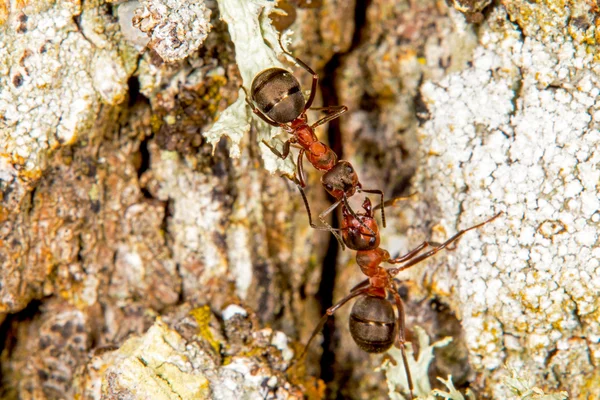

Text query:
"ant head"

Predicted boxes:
[[349, 295, 397, 353], [321, 161, 359, 199], [251, 68, 305, 124], [341, 204, 380, 251]]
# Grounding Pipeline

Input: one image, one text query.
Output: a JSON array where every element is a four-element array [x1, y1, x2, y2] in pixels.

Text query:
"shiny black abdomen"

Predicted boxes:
[[349, 296, 397, 353], [251, 68, 305, 124]]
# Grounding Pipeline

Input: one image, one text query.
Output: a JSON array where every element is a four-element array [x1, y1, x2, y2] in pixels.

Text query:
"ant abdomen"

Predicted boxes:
[[250, 68, 305, 123], [349, 296, 397, 353]]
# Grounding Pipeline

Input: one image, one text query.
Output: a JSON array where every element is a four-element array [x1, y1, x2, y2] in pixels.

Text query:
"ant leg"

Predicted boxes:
[[390, 283, 415, 400], [387, 242, 431, 264], [374, 193, 418, 211], [254, 110, 282, 127], [359, 188, 386, 228], [387, 212, 503, 276], [297, 149, 307, 187], [297, 186, 346, 249], [313, 196, 344, 232], [318, 198, 346, 250], [262, 139, 291, 159], [296, 287, 370, 362], [278, 35, 318, 110], [309, 105, 348, 129], [342, 194, 377, 238], [296, 185, 332, 231]]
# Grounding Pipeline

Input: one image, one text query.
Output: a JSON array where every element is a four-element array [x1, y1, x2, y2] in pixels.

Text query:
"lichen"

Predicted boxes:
[[99, 318, 211, 399], [0, 0, 136, 213], [503, 368, 568, 400], [408, 3, 600, 398], [132, 0, 212, 62], [380, 326, 453, 400], [380, 329, 569, 400], [0, 0, 320, 398], [73, 310, 304, 399], [117, 1, 151, 51], [190, 305, 221, 353], [325, 0, 600, 397], [431, 377, 476, 400], [205, 0, 296, 177]]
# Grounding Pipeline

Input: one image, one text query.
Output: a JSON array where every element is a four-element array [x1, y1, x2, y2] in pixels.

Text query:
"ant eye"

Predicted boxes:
[[325, 184, 333, 191], [346, 165, 353, 174]]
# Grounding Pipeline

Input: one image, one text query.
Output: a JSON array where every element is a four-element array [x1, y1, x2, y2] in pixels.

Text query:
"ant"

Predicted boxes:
[[299, 198, 502, 399], [243, 36, 385, 248]]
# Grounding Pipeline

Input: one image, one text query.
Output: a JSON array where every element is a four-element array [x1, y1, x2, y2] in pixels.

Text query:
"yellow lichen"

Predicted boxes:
[[0, 0, 9, 25], [190, 306, 221, 353]]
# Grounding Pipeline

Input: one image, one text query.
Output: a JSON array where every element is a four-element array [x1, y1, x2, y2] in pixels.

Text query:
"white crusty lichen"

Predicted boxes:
[[132, 0, 212, 62], [205, 0, 295, 177], [0, 0, 135, 210], [222, 304, 248, 320], [401, 3, 600, 398], [117, 1, 151, 51]]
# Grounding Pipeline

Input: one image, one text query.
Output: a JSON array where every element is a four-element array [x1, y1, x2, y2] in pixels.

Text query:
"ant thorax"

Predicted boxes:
[[341, 210, 380, 251]]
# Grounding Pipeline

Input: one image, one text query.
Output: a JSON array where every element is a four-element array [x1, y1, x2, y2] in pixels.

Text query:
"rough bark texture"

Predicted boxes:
[[1, 0, 598, 399]]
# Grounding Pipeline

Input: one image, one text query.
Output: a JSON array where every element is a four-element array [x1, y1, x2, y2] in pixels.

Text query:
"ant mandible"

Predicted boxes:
[[243, 36, 386, 249], [300, 198, 502, 399]]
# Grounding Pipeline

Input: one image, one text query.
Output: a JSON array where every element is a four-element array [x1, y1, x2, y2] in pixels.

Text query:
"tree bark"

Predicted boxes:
[[1, 0, 598, 399]]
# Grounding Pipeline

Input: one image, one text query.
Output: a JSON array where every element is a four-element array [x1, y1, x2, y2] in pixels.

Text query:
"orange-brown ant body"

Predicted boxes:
[[244, 40, 386, 248], [245, 44, 344, 187], [301, 198, 502, 399]]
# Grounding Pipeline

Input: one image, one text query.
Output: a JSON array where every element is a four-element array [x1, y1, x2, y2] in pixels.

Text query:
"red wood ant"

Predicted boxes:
[[300, 198, 502, 399], [243, 36, 345, 186], [243, 38, 386, 249]]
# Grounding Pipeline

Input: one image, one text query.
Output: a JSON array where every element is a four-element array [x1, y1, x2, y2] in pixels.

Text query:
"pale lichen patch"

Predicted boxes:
[[503, 367, 568, 400], [100, 318, 211, 399], [84, 311, 303, 399], [132, 0, 212, 62], [380, 326, 453, 400], [410, 4, 600, 397], [0, 0, 137, 211], [118, 1, 151, 50], [204, 0, 295, 177]]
